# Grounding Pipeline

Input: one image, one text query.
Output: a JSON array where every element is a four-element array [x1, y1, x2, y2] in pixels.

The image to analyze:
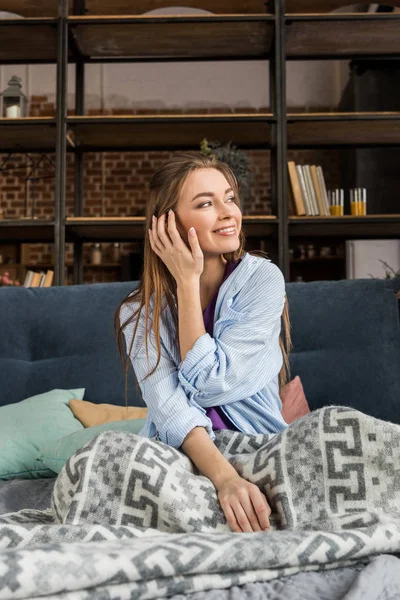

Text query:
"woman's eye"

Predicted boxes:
[[198, 197, 236, 208]]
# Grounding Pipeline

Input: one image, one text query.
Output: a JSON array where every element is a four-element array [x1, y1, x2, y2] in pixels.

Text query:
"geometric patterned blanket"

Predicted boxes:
[[1, 406, 400, 599]]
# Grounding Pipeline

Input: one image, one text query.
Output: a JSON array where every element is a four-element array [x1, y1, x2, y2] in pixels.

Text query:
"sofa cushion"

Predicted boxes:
[[0, 388, 85, 480], [37, 418, 146, 475]]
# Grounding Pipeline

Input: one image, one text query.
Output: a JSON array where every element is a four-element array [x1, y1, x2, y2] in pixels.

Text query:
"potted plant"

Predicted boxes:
[[368, 260, 400, 299], [200, 138, 252, 211]]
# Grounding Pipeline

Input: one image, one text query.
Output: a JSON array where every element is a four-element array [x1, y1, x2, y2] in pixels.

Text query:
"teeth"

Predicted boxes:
[[215, 227, 235, 233]]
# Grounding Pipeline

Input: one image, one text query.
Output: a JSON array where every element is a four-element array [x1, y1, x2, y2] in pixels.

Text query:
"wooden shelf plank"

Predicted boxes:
[[285, 1, 400, 13], [22, 262, 121, 268], [2, 113, 400, 152], [0, 220, 55, 242], [286, 13, 400, 59], [81, 1, 269, 15], [65, 215, 278, 242], [0, 1, 74, 17], [67, 114, 275, 150], [0, 117, 57, 152], [289, 215, 400, 237], [69, 15, 273, 60], [287, 112, 400, 147], [0, 19, 62, 64]]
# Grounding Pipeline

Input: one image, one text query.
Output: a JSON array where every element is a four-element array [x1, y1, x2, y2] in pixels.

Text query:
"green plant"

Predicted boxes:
[[200, 138, 253, 209], [367, 260, 400, 280]]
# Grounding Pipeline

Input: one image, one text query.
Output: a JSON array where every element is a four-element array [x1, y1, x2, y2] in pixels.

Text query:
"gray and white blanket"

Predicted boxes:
[[1, 405, 400, 599]]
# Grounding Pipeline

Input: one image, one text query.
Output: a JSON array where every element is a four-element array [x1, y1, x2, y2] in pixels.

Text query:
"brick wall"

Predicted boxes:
[[0, 96, 341, 284]]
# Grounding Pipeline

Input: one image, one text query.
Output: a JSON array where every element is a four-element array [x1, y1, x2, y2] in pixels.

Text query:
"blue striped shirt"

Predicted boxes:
[[120, 251, 288, 449]]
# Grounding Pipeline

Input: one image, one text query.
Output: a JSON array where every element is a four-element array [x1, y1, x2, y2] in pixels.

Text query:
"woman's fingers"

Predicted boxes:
[[225, 500, 254, 533], [249, 488, 271, 531], [154, 214, 169, 250], [165, 209, 186, 248], [236, 491, 263, 532], [220, 502, 241, 533]]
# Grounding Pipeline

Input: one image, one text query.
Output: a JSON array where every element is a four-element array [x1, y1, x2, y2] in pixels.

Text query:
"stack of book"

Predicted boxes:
[[23, 270, 54, 287], [288, 162, 330, 216]]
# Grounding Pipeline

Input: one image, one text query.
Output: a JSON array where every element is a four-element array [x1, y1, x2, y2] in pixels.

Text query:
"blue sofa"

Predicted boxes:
[[1, 276, 399, 424]]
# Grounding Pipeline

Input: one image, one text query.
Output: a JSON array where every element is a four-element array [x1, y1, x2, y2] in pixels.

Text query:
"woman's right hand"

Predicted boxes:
[[216, 474, 271, 533]]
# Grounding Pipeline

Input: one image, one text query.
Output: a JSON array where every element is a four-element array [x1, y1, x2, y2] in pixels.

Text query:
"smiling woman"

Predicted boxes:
[[114, 151, 292, 533], [115, 150, 291, 400]]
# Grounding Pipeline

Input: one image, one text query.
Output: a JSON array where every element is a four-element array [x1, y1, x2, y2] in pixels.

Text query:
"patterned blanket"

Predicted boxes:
[[1, 406, 400, 599]]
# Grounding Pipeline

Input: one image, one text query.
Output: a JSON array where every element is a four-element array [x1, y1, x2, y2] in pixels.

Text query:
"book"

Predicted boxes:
[[303, 165, 318, 215], [23, 270, 34, 287], [287, 161, 306, 215], [30, 272, 43, 287], [22, 269, 54, 288], [310, 165, 328, 216], [43, 270, 54, 287], [296, 165, 311, 215], [316, 166, 330, 215], [346, 239, 400, 279]]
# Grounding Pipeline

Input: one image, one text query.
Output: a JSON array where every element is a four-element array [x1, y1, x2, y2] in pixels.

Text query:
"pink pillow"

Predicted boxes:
[[280, 375, 311, 424]]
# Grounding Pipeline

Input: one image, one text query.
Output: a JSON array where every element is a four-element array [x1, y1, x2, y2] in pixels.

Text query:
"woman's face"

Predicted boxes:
[[174, 168, 242, 256]]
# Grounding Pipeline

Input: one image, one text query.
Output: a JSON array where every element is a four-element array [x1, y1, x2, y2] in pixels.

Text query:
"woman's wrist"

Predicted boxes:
[[176, 279, 204, 362], [181, 427, 240, 491], [176, 277, 200, 291]]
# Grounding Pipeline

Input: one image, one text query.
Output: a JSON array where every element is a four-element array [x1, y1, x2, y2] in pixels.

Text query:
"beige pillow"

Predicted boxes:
[[68, 399, 148, 428]]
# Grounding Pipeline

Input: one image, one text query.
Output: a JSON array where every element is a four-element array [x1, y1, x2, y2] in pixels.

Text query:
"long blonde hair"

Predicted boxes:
[[114, 151, 292, 407]]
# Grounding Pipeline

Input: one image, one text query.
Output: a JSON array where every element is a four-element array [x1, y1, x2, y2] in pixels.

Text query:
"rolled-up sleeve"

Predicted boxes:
[[121, 302, 215, 449], [177, 262, 286, 408]]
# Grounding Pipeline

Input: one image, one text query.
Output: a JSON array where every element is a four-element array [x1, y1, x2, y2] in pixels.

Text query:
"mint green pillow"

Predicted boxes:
[[0, 388, 85, 480], [37, 418, 146, 474]]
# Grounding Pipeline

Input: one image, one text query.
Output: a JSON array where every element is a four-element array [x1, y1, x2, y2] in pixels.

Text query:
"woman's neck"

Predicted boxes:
[[199, 256, 228, 310]]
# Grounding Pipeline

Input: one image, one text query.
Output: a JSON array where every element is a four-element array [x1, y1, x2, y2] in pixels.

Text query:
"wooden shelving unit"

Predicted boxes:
[[0, 0, 399, 284]]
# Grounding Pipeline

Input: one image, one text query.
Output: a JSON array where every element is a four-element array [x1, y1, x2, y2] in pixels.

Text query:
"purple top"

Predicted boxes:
[[203, 258, 242, 431]]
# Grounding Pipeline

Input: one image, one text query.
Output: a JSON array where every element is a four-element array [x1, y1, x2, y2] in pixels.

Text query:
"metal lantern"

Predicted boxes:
[[0, 75, 28, 118]]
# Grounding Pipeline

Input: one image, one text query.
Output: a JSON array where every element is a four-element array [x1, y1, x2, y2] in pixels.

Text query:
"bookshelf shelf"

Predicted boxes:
[[22, 262, 121, 269], [75, 0, 268, 15], [290, 256, 345, 263], [66, 215, 278, 242], [66, 114, 275, 151], [2, 113, 400, 153], [0, 220, 55, 243], [287, 112, 400, 148], [289, 215, 400, 237], [0, 1, 73, 17], [11, 0, 395, 18], [285, 1, 400, 13], [0, 19, 63, 65], [0, 118, 59, 152], [285, 14, 400, 59], [69, 15, 274, 61]]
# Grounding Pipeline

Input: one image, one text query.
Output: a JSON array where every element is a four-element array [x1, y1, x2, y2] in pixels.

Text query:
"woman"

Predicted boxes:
[[115, 151, 292, 534]]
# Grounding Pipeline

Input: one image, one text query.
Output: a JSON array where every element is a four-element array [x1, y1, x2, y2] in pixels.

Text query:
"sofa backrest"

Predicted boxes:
[[0, 277, 399, 423], [0, 281, 141, 409], [287, 277, 400, 423]]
